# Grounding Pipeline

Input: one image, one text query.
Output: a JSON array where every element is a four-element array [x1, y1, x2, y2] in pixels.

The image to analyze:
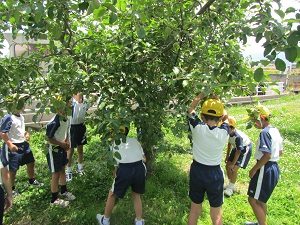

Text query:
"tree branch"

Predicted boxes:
[[196, 0, 216, 16]]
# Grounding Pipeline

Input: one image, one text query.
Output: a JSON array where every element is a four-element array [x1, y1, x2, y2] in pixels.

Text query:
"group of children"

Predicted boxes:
[[0, 93, 89, 222], [187, 93, 283, 225], [0, 92, 283, 225]]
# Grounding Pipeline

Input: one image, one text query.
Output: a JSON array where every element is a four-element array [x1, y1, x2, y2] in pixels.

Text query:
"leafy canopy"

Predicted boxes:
[[0, 0, 299, 163]]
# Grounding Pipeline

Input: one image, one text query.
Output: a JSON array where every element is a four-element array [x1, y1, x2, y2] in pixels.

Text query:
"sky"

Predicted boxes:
[[242, 0, 299, 65], [1, 0, 299, 62]]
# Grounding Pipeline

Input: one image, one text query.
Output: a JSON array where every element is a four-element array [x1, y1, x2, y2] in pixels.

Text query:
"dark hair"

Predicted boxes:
[[65, 96, 72, 103], [202, 114, 221, 122], [124, 127, 129, 136]]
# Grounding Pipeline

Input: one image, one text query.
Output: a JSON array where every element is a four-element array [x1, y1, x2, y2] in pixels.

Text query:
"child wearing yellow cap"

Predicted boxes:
[[224, 116, 253, 197], [187, 93, 229, 225], [245, 104, 283, 225]]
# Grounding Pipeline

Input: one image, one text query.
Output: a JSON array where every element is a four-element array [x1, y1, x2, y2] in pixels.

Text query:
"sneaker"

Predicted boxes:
[[50, 198, 69, 207], [135, 219, 145, 225], [60, 191, 76, 201], [96, 214, 110, 225], [224, 187, 234, 197], [224, 183, 236, 190], [77, 167, 84, 176], [66, 172, 73, 182], [30, 179, 44, 187], [244, 222, 259, 225], [12, 190, 20, 197], [223, 184, 230, 190]]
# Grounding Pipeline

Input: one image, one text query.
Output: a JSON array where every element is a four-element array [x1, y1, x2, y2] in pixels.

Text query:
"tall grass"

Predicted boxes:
[[4, 95, 300, 225]]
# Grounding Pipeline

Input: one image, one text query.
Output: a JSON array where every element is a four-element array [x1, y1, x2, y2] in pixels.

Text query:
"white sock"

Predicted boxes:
[[103, 216, 110, 225], [77, 163, 83, 170], [66, 166, 72, 173], [135, 218, 144, 225], [228, 182, 235, 189]]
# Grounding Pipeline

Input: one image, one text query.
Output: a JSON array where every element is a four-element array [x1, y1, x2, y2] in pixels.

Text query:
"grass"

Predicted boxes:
[[3, 94, 300, 225]]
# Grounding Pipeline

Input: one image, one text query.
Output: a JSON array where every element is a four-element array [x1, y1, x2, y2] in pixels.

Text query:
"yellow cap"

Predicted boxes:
[[201, 99, 224, 117], [256, 104, 270, 118], [227, 116, 237, 127]]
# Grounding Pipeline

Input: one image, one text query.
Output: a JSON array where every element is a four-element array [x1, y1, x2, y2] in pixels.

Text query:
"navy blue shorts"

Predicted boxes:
[[228, 143, 252, 169], [0, 142, 35, 172], [189, 160, 224, 207], [46, 146, 68, 173], [248, 161, 280, 203], [112, 161, 146, 198], [70, 124, 87, 148]]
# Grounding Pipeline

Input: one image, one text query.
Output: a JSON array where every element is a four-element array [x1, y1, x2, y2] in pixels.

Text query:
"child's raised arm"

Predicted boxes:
[[188, 92, 206, 115]]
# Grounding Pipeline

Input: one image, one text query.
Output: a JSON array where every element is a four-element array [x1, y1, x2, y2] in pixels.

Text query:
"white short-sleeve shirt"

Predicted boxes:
[[188, 114, 229, 165], [111, 138, 144, 164]]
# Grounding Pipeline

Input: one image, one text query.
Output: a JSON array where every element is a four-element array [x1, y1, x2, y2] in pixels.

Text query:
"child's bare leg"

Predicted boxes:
[[230, 166, 239, 183], [248, 197, 267, 225], [59, 167, 66, 186], [9, 171, 16, 188], [77, 145, 84, 165], [67, 148, 74, 167], [188, 202, 202, 225], [132, 192, 142, 219], [225, 163, 232, 181], [210, 206, 223, 225], [104, 191, 116, 218], [51, 172, 60, 193], [26, 162, 35, 179], [226, 163, 239, 184]]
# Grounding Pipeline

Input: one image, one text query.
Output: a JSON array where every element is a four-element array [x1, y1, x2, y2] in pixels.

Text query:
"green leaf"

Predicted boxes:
[[115, 139, 121, 145], [52, 25, 62, 40], [54, 63, 59, 72], [285, 7, 295, 14], [254, 68, 264, 82], [271, 87, 280, 95], [275, 58, 286, 71], [285, 47, 297, 62], [266, 50, 276, 61], [255, 33, 263, 43], [99, 101, 106, 110], [274, 9, 285, 18], [87, 0, 101, 15], [246, 121, 252, 129], [47, 6, 54, 19], [16, 99, 25, 110], [103, 3, 117, 12], [109, 13, 117, 24], [137, 26, 146, 39], [0, 65, 5, 76], [32, 114, 38, 123], [79, 1, 89, 12], [242, 34, 247, 45], [260, 60, 270, 66], [263, 44, 273, 57], [93, 7, 106, 19], [36, 102, 41, 108], [287, 32, 300, 46], [114, 151, 122, 160], [60, 62, 67, 70], [9, 17, 16, 24]]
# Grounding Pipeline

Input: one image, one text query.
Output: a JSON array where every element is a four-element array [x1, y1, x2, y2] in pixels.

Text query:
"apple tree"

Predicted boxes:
[[0, 0, 299, 168]]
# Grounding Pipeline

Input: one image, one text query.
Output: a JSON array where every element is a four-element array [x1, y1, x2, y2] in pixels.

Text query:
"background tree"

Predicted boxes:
[[0, 0, 299, 168]]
